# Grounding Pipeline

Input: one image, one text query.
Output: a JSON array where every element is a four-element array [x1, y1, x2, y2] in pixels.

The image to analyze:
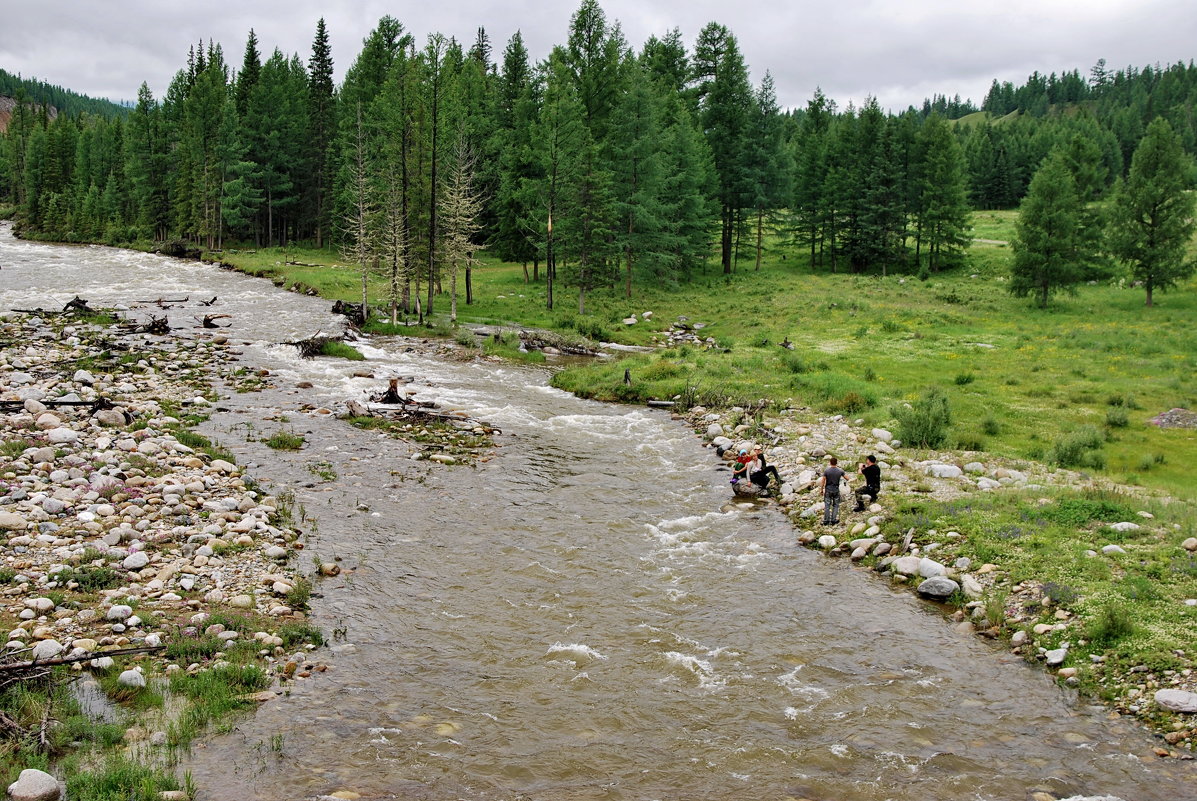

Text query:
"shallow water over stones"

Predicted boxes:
[[3, 224, 1196, 800]]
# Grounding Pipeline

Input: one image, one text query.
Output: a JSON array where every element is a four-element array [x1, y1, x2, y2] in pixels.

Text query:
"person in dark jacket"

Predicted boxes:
[[749, 445, 781, 489], [853, 455, 881, 511]]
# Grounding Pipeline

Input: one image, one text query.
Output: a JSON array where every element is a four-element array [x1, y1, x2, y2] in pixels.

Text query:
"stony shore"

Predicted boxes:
[[686, 403, 1197, 755], [0, 311, 326, 753]]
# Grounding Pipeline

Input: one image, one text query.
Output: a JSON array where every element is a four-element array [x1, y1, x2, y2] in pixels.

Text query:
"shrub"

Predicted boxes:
[[1105, 407, 1129, 428], [1041, 581, 1079, 606], [981, 415, 1001, 436], [1037, 495, 1134, 527], [832, 391, 871, 414], [1048, 425, 1105, 469], [953, 372, 975, 386], [780, 351, 810, 374], [1086, 602, 1134, 645], [264, 431, 305, 451], [892, 388, 952, 449]]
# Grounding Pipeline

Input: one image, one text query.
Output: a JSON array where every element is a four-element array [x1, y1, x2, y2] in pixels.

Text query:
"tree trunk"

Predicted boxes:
[[1146, 283, 1154, 307], [755, 208, 763, 271], [465, 252, 473, 306], [721, 204, 733, 274]]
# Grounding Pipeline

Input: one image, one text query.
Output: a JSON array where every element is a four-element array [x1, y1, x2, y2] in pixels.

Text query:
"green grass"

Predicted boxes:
[[167, 663, 270, 749], [886, 488, 1197, 674], [215, 211, 1197, 500], [263, 430, 305, 451], [318, 340, 365, 360]]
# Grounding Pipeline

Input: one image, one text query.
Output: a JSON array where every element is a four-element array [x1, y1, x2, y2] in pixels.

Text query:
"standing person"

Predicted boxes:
[[818, 457, 848, 525], [749, 445, 781, 490], [854, 455, 881, 511]]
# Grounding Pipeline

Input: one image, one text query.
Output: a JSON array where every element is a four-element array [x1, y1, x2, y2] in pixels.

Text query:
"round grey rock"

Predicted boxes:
[[916, 576, 959, 600], [1155, 688, 1197, 713], [6, 768, 61, 801], [117, 669, 146, 688]]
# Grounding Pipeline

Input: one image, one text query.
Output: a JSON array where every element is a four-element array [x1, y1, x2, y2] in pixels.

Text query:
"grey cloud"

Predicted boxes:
[[2, 0, 1195, 112]]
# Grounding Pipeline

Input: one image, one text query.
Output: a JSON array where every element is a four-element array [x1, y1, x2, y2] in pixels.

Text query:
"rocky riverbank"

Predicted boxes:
[[689, 403, 1197, 756], [0, 308, 327, 793]]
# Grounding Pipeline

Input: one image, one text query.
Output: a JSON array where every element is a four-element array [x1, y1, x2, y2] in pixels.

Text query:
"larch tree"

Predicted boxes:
[[439, 132, 485, 323], [341, 103, 375, 323], [1107, 117, 1196, 307]]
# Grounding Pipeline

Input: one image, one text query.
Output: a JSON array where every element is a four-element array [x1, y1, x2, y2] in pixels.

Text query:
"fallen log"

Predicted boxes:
[[198, 296, 218, 306], [0, 644, 164, 674], [647, 399, 676, 408], [0, 397, 121, 412], [136, 297, 188, 306]]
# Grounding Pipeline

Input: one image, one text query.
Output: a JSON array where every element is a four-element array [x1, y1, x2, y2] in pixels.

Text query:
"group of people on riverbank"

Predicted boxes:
[[729, 445, 881, 525], [817, 455, 881, 525], [731, 445, 781, 490]]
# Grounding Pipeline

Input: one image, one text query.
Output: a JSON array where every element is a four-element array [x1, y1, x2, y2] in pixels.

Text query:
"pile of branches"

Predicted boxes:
[[285, 332, 340, 358]]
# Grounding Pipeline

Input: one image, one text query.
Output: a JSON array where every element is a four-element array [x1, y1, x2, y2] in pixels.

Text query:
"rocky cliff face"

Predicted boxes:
[[0, 96, 15, 133], [0, 96, 59, 133]]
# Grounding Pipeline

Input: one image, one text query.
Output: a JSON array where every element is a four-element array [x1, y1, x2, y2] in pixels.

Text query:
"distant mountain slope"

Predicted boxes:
[[0, 67, 127, 131]]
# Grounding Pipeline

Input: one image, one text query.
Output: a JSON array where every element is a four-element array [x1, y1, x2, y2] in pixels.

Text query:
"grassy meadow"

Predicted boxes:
[[215, 210, 1197, 500]]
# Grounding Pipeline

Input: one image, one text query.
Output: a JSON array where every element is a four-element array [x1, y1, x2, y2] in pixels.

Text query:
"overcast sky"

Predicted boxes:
[[3, 0, 1196, 113]]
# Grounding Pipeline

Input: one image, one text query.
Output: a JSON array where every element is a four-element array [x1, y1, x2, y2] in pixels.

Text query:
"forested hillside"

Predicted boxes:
[[0, 68, 129, 130], [1, 0, 1195, 312]]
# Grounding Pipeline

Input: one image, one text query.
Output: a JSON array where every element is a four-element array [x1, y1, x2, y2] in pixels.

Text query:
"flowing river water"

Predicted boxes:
[[2, 224, 1195, 801]]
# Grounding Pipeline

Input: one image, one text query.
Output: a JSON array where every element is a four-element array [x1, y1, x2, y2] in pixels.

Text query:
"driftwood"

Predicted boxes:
[[348, 382, 501, 433], [198, 296, 218, 306], [196, 314, 232, 329], [286, 332, 338, 358], [13, 297, 97, 316], [0, 644, 164, 675], [137, 297, 188, 307], [647, 399, 676, 408], [0, 397, 121, 413], [119, 315, 170, 334], [331, 300, 366, 326]]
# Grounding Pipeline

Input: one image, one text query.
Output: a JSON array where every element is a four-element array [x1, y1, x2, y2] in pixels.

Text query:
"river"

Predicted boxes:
[[2, 223, 1193, 801]]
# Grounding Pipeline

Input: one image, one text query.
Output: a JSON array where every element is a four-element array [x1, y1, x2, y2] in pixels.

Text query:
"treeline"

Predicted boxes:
[[961, 59, 1197, 209], [0, 68, 129, 120], [0, 1, 1194, 314]]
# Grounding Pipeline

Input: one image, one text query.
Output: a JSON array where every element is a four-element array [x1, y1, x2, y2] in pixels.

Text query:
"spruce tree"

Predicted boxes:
[[1010, 150, 1086, 307], [307, 18, 336, 247], [916, 113, 971, 272], [1108, 117, 1197, 306], [694, 22, 754, 274]]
